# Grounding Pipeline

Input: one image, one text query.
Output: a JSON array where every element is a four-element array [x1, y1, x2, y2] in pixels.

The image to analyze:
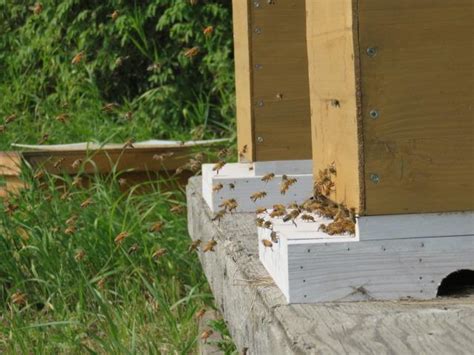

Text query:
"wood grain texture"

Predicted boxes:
[[232, 0, 254, 162], [251, 0, 312, 161], [187, 177, 474, 355], [306, 0, 363, 212], [358, 0, 474, 215], [233, 0, 312, 162], [287, 235, 474, 303]]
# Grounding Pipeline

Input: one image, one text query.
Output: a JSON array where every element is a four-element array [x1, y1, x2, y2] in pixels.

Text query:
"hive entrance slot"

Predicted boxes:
[[437, 270, 474, 298]]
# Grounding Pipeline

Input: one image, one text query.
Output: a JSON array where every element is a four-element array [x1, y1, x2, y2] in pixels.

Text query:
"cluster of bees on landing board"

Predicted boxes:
[[210, 155, 356, 251]]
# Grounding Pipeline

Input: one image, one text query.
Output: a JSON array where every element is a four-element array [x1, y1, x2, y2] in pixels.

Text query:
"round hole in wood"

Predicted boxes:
[[437, 269, 474, 298]]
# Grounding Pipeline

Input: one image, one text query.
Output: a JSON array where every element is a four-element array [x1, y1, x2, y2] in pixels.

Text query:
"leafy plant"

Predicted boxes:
[[0, 0, 235, 149]]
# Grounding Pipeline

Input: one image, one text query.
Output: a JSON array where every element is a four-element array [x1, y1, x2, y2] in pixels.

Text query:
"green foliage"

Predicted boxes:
[[0, 0, 237, 351], [0, 0, 235, 149], [0, 167, 214, 352]]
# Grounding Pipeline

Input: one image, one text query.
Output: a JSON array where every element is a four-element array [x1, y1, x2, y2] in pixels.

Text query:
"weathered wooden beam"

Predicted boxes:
[[232, 0, 311, 162], [306, 0, 474, 215]]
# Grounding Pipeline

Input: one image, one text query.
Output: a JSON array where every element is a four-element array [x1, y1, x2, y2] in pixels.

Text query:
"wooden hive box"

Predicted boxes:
[[306, 0, 473, 216], [258, 0, 474, 303], [202, 0, 315, 213]]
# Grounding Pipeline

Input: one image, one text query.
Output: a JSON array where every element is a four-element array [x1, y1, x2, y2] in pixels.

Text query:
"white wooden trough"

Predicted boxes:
[[202, 160, 313, 213], [258, 210, 474, 303]]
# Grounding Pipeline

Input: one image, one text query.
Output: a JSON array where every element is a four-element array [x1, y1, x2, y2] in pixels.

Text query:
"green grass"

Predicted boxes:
[[1, 165, 236, 353], [0, 0, 237, 352]]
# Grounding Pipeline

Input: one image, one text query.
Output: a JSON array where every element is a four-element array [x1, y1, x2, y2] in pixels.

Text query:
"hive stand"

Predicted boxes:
[[203, 0, 314, 212], [258, 0, 474, 303], [258, 210, 474, 303]]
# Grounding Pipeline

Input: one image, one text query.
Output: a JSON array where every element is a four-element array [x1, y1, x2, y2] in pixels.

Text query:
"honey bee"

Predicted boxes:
[[74, 249, 86, 262], [195, 308, 206, 320], [250, 191, 267, 202], [261, 173, 275, 183], [318, 224, 328, 233], [188, 239, 201, 252], [283, 209, 301, 226], [200, 329, 213, 341], [255, 217, 265, 227], [33, 170, 45, 180], [194, 152, 205, 162], [60, 191, 70, 200], [170, 204, 185, 214], [64, 225, 76, 235], [127, 243, 139, 254], [124, 111, 133, 120], [4, 202, 19, 216], [152, 248, 167, 259], [255, 207, 267, 215], [110, 10, 119, 21], [102, 102, 119, 113], [97, 278, 106, 290], [153, 152, 174, 161], [71, 51, 85, 65], [80, 197, 92, 208], [55, 113, 69, 123], [272, 203, 286, 211], [123, 139, 135, 149], [147, 63, 161, 72], [118, 178, 127, 187], [263, 221, 272, 229], [229, 183, 235, 190], [71, 159, 82, 169], [280, 175, 297, 195], [239, 144, 248, 159], [149, 221, 165, 233], [211, 209, 226, 222], [30, 2, 43, 15], [114, 231, 130, 245], [287, 202, 299, 210], [202, 239, 217, 252], [219, 198, 238, 213], [212, 161, 226, 174], [270, 231, 279, 243], [203, 26, 214, 36], [184, 46, 200, 58], [11, 291, 27, 306], [261, 239, 273, 249], [38, 133, 49, 144], [328, 162, 337, 175], [270, 209, 285, 218], [53, 158, 65, 169], [212, 183, 224, 192], [72, 176, 83, 188], [66, 215, 77, 226], [217, 148, 229, 159], [301, 214, 315, 222], [5, 114, 17, 124]]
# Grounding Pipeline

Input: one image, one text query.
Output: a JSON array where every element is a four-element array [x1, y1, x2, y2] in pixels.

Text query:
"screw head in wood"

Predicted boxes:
[[366, 47, 378, 57], [254, 27, 262, 34], [257, 136, 264, 143], [369, 109, 379, 119], [256, 100, 264, 107], [253, 1, 260, 8], [369, 173, 380, 184], [255, 64, 263, 70]]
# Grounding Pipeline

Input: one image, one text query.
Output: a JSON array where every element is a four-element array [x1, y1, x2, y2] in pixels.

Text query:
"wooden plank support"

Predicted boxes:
[[202, 161, 313, 213], [232, 0, 312, 162], [306, 0, 474, 215]]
